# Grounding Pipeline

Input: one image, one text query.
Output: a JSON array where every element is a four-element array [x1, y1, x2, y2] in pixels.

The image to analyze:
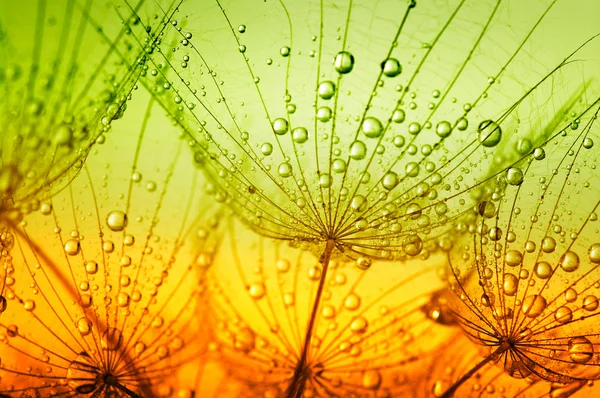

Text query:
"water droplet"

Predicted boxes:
[[534, 261, 552, 279], [382, 171, 398, 190], [506, 167, 523, 185], [583, 295, 599, 311], [261, 142, 273, 156], [316, 106, 332, 122], [106, 211, 128, 232], [350, 316, 368, 333], [318, 81, 335, 100], [238, 24, 246, 33], [344, 293, 361, 310], [568, 337, 594, 363], [478, 120, 502, 147], [589, 243, 600, 263], [278, 162, 292, 178], [435, 121, 452, 138], [280, 46, 291, 57], [362, 117, 384, 138], [292, 127, 308, 143], [350, 140, 367, 160], [392, 109, 406, 123], [64, 239, 81, 256], [521, 295, 546, 318], [77, 318, 91, 335], [503, 273, 518, 296], [333, 51, 354, 74], [272, 118, 289, 135], [248, 283, 265, 299], [362, 370, 381, 390], [560, 251, 580, 272], [381, 58, 402, 77], [356, 257, 372, 270], [85, 261, 98, 274], [554, 306, 572, 323]]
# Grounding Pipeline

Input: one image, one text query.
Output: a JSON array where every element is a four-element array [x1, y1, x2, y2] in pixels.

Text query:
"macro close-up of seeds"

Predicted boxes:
[[1, 0, 599, 397]]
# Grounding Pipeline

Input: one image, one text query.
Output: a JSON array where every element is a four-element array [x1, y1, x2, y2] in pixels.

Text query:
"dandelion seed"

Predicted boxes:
[[127, 0, 595, 263], [196, 219, 453, 397], [443, 91, 600, 395], [0, 0, 154, 226], [118, 1, 600, 395], [0, 93, 208, 397]]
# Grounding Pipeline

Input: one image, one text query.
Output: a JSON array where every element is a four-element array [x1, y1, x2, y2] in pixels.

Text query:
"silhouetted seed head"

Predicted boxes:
[[124, 0, 597, 262], [197, 219, 453, 396], [0, 93, 208, 397], [0, 0, 155, 225], [445, 93, 600, 389]]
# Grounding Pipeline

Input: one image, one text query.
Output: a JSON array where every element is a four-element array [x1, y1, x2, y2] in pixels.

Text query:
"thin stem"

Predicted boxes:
[[285, 239, 335, 398], [440, 345, 507, 398]]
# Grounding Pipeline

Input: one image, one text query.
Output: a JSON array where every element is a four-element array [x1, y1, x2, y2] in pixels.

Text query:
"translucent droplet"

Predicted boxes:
[[560, 251, 580, 272], [356, 257, 372, 270], [344, 293, 361, 310], [77, 318, 92, 335], [106, 211, 128, 232], [280, 46, 291, 57], [0, 296, 6, 313], [64, 239, 81, 256], [362, 370, 381, 390], [435, 121, 452, 138], [478, 120, 502, 147], [541, 236, 556, 253], [362, 117, 384, 138], [272, 118, 289, 135], [381, 58, 402, 77], [318, 81, 336, 100], [503, 273, 518, 296], [292, 127, 308, 143], [276, 259, 290, 273], [333, 51, 354, 74], [248, 283, 265, 299], [506, 167, 523, 185], [278, 162, 292, 178], [392, 109, 405, 123], [534, 261, 552, 279], [350, 316, 368, 333], [316, 106, 332, 122], [456, 117, 468, 131], [85, 261, 98, 274], [382, 171, 399, 190], [589, 243, 600, 263], [332, 159, 347, 173], [350, 140, 367, 160], [117, 292, 130, 307], [554, 306, 572, 323], [569, 337, 594, 363], [583, 295, 599, 311], [261, 142, 273, 156], [408, 122, 421, 135], [521, 295, 546, 318]]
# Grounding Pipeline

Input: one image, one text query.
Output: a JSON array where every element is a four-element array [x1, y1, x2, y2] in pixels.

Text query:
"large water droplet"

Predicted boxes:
[[334, 51, 354, 74], [381, 58, 402, 77], [521, 295, 546, 318], [106, 211, 128, 232], [362, 117, 384, 138], [569, 337, 594, 363], [318, 81, 336, 100], [478, 120, 502, 147]]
